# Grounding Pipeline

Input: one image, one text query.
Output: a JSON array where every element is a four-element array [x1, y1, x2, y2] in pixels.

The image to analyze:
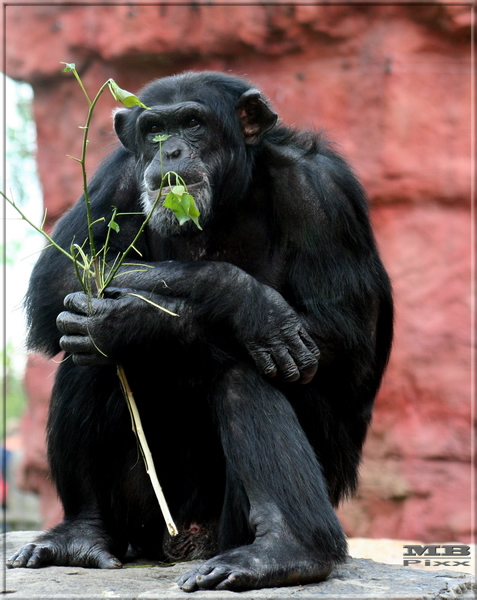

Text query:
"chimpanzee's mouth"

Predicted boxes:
[[141, 174, 212, 235], [147, 172, 207, 200], [150, 181, 205, 198]]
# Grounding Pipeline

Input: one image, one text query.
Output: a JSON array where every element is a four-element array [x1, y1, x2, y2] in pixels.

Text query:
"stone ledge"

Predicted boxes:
[[2, 532, 475, 600]]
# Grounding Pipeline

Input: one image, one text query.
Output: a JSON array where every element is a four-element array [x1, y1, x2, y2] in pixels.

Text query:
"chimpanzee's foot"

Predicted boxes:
[[176, 541, 335, 592], [6, 519, 123, 569]]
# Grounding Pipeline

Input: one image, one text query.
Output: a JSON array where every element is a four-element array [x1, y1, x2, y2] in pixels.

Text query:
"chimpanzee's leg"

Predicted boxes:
[[7, 363, 128, 569], [177, 365, 347, 592]]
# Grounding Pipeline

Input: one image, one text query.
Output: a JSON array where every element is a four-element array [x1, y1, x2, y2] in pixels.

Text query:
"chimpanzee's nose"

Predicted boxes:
[[165, 147, 181, 160], [161, 138, 190, 162]]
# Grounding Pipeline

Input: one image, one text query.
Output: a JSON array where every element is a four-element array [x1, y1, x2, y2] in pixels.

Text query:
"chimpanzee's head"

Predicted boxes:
[[113, 71, 277, 237]]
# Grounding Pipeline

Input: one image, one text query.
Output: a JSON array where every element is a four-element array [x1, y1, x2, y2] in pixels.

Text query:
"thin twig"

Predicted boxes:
[[116, 364, 179, 537]]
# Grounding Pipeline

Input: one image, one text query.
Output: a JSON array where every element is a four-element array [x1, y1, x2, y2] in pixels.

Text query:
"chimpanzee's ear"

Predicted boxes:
[[113, 108, 136, 153], [237, 89, 278, 145]]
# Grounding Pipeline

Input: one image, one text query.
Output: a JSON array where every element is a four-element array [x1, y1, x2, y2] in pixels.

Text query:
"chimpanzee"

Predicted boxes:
[[8, 71, 393, 592]]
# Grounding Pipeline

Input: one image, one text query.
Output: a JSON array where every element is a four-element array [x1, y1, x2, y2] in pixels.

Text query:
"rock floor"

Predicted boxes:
[[2, 531, 475, 600]]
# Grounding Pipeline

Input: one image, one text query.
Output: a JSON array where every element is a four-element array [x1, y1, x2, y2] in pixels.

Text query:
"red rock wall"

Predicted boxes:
[[3, 2, 474, 541]]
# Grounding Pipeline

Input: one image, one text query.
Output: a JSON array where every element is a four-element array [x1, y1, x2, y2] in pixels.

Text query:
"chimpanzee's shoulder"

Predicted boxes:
[[266, 126, 338, 158]]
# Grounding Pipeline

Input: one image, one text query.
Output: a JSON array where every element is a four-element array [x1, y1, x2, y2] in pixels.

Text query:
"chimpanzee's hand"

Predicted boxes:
[[56, 289, 140, 365], [56, 288, 180, 365], [241, 287, 320, 385]]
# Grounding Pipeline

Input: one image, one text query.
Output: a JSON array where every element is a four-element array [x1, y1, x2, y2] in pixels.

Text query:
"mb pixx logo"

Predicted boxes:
[[403, 544, 471, 568]]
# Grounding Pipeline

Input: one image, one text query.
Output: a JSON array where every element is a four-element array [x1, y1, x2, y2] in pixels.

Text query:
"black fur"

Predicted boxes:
[[8, 72, 393, 592]]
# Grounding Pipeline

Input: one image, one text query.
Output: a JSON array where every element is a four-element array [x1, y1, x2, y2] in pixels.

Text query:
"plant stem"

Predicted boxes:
[[71, 69, 92, 107], [75, 72, 111, 277], [70, 70, 179, 537], [116, 364, 179, 537], [100, 136, 170, 292], [101, 189, 163, 292], [2, 193, 92, 276]]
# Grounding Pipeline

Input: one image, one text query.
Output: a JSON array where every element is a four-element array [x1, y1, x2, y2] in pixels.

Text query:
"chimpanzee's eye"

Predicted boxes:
[[185, 118, 201, 129], [150, 125, 161, 134]]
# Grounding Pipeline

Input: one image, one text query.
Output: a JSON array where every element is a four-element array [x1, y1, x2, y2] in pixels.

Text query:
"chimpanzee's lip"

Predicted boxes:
[[150, 181, 204, 197]]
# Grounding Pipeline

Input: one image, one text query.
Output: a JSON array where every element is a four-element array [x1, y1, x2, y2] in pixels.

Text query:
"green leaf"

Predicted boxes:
[[61, 62, 76, 72], [163, 190, 202, 230], [108, 217, 120, 233], [163, 192, 189, 226], [153, 134, 171, 143], [171, 185, 185, 196], [186, 195, 201, 219], [183, 194, 202, 230], [107, 79, 149, 109]]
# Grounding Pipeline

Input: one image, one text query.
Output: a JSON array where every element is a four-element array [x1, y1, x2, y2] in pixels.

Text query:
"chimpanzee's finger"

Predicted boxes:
[[56, 311, 87, 335], [63, 292, 94, 315]]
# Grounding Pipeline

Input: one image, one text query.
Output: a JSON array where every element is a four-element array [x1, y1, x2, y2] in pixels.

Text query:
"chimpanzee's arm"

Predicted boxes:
[[56, 260, 320, 385], [27, 223, 319, 383], [259, 139, 393, 386]]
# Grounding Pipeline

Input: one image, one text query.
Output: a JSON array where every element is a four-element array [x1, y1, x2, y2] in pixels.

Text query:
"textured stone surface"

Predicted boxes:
[[337, 204, 473, 542], [2, 3, 474, 542], [2, 532, 475, 600]]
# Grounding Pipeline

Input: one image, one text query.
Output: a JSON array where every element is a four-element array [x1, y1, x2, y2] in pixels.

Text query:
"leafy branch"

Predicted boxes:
[[3, 64, 203, 538]]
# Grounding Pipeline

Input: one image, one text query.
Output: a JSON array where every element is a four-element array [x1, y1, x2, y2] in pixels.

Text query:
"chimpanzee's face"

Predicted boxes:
[[134, 101, 215, 237], [113, 72, 277, 238]]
